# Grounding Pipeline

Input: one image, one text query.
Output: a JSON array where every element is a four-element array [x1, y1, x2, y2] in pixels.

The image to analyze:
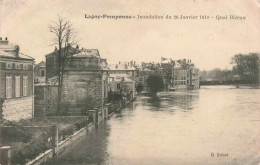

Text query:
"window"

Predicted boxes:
[[6, 62, 12, 69], [6, 75, 12, 98], [23, 75, 28, 96], [15, 63, 19, 69], [41, 70, 45, 76], [15, 75, 20, 97]]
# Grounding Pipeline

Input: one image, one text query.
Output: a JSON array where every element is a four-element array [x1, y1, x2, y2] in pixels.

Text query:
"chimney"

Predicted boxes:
[[14, 45, 20, 57], [0, 37, 9, 45]]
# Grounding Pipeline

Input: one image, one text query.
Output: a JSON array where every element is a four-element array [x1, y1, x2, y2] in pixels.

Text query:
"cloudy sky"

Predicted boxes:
[[0, 0, 259, 70]]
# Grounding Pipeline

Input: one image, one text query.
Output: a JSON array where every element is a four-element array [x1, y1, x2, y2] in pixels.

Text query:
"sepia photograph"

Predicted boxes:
[[0, 0, 260, 164]]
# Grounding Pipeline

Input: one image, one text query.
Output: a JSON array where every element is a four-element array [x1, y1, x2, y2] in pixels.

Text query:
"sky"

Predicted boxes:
[[0, 0, 260, 70]]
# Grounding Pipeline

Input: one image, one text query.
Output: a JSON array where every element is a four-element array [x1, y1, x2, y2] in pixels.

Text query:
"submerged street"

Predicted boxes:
[[47, 86, 260, 165]]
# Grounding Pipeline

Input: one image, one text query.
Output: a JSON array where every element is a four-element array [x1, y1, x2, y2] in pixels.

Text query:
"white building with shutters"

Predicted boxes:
[[0, 37, 34, 121]]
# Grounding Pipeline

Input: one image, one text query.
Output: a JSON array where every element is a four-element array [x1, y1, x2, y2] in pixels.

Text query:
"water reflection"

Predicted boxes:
[[142, 91, 199, 112], [47, 122, 110, 165], [49, 86, 260, 165]]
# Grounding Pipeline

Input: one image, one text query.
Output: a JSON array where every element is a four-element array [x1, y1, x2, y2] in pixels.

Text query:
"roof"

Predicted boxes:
[[0, 50, 13, 57], [36, 61, 46, 67], [72, 49, 100, 58], [0, 50, 34, 60], [109, 64, 136, 71], [110, 73, 135, 82]]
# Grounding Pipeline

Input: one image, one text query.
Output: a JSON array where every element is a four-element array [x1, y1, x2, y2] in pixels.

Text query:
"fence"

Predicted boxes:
[[0, 98, 133, 165]]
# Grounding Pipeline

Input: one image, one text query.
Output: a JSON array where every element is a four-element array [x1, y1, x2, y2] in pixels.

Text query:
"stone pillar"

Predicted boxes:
[[104, 104, 109, 120], [89, 110, 96, 126], [0, 146, 11, 165], [101, 106, 105, 121], [51, 125, 58, 156], [94, 108, 99, 123]]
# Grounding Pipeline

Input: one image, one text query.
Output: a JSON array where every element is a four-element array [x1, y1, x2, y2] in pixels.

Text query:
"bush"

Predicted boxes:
[[136, 83, 144, 93], [12, 131, 51, 165]]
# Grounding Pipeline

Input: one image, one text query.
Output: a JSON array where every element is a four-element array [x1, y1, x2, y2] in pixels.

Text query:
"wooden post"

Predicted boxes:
[[0, 146, 11, 165], [51, 125, 58, 156]]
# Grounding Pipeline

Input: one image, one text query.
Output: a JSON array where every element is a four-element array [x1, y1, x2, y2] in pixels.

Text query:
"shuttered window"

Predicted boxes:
[[15, 75, 21, 97], [23, 75, 28, 96], [6, 75, 12, 98]]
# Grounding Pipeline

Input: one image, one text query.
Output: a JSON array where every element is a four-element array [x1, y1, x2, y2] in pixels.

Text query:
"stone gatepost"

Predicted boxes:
[[89, 110, 96, 126], [51, 125, 58, 156], [0, 146, 11, 165], [85, 116, 89, 128], [105, 103, 110, 119], [101, 106, 105, 121], [94, 108, 99, 123]]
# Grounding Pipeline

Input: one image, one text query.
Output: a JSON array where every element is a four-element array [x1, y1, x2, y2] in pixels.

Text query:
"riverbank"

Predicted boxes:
[[200, 84, 260, 89]]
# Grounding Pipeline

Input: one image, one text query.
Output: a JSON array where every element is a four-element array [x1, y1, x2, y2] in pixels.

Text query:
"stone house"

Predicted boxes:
[[108, 61, 137, 81], [0, 37, 34, 121], [34, 61, 46, 83], [173, 59, 200, 90], [62, 49, 109, 110], [109, 73, 135, 100], [39, 48, 109, 115]]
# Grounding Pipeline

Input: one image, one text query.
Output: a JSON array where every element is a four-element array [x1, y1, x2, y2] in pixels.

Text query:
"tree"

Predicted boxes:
[[136, 83, 144, 93], [49, 15, 78, 115], [231, 53, 259, 83], [147, 74, 164, 94]]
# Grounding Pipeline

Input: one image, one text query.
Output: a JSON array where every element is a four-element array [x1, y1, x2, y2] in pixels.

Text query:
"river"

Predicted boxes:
[[47, 86, 260, 165]]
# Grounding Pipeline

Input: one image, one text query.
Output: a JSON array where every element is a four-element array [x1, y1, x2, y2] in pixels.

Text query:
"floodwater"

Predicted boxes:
[[47, 86, 260, 165]]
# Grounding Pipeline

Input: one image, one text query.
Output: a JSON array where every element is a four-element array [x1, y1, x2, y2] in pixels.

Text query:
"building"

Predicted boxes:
[[34, 61, 46, 83], [108, 61, 137, 81], [173, 59, 200, 90], [109, 73, 135, 100], [0, 37, 34, 121], [39, 48, 109, 115]]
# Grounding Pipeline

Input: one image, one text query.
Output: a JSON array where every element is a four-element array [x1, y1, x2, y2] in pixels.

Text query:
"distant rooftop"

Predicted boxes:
[[109, 64, 136, 71], [72, 49, 100, 58]]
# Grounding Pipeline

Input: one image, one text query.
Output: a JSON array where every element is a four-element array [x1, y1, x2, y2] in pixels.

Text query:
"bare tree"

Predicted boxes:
[[49, 15, 78, 115]]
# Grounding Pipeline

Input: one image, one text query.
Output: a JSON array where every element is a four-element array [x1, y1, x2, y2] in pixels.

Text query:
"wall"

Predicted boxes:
[[3, 96, 33, 121], [62, 71, 104, 112]]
